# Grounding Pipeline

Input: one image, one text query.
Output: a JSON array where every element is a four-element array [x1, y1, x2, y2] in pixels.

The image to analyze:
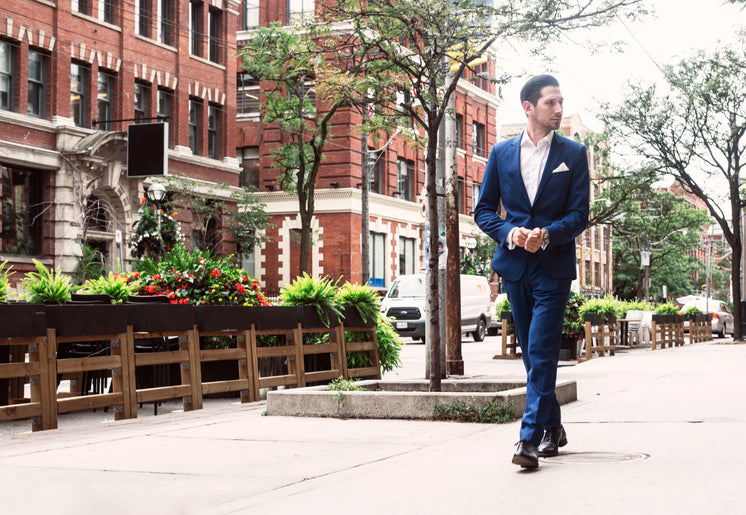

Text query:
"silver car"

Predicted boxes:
[[680, 298, 734, 338]]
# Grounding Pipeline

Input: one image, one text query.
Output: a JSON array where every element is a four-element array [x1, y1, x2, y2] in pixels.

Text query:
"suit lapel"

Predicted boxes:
[[509, 134, 532, 207], [534, 133, 564, 205]]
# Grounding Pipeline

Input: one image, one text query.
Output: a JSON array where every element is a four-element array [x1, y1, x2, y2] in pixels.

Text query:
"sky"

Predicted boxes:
[[495, 0, 746, 133]]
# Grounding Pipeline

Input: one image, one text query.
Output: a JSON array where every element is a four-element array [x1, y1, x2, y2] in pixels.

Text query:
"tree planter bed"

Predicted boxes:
[[266, 379, 577, 420]]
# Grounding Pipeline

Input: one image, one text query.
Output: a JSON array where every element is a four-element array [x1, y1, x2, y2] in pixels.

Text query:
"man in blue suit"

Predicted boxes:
[[474, 75, 589, 468]]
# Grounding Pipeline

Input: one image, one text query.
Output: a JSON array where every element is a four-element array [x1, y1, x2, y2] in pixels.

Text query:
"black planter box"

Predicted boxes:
[[125, 303, 194, 332], [46, 304, 127, 337], [340, 305, 376, 328], [0, 304, 47, 338], [194, 305, 256, 332], [583, 313, 616, 326], [299, 306, 341, 329], [500, 311, 514, 323], [254, 306, 301, 331]]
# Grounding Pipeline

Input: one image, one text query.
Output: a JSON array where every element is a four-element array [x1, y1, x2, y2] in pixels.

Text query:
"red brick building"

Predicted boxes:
[[1, 1, 241, 285], [235, 1, 500, 291]]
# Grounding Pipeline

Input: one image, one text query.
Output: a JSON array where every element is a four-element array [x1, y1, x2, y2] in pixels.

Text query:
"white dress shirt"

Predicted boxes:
[[506, 130, 554, 249]]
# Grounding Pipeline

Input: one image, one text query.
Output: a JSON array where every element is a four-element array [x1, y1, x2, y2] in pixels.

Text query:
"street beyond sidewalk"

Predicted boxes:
[[1, 337, 745, 514]]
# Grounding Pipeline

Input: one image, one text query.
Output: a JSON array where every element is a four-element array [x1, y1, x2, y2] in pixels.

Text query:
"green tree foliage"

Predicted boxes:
[[602, 32, 746, 337], [164, 175, 270, 259], [460, 232, 496, 279], [610, 190, 709, 300], [239, 24, 366, 276], [323, 0, 646, 389]]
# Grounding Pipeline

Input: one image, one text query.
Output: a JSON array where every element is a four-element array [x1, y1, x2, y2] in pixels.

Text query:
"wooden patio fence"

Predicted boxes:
[[1, 304, 380, 432]]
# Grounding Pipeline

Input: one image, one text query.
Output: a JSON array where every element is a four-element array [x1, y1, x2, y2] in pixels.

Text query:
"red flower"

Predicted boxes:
[[236, 283, 246, 293], [145, 285, 157, 294], [210, 269, 221, 277]]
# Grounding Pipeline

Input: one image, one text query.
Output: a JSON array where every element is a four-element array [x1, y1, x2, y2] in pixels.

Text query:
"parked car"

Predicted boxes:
[[679, 297, 734, 338], [381, 274, 492, 342]]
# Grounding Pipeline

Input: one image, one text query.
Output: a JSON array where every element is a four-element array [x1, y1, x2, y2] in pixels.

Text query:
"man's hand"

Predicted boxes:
[[512, 227, 543, 253]]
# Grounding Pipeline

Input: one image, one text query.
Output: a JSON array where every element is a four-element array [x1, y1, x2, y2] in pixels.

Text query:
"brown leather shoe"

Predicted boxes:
[[537, 426, 568, 457], [512, 440, 539, 468]]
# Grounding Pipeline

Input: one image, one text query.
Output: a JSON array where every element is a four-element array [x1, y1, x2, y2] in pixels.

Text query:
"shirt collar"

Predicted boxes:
[[520, 130, 554, 150]]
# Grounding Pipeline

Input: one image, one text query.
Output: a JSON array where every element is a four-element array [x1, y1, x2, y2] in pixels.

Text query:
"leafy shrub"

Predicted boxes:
[[130, 201, 184, 260], [79, 270, 141, 304], [279, 273, 342, 326], [655, 301, 680, 315], [579, 295, 619, 321], [681, 305, 703, 316], [130, 245, 270, 307], [73, 244, 106, 284], [0, 261, 12, 303], [21, 260, 72, 304], [616, 299, 654, 319], [336, 282, 379, 323], [562, 291, 585, 341]]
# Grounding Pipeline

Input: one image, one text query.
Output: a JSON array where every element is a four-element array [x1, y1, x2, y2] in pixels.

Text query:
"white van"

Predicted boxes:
[[380, 274, 493, 342]]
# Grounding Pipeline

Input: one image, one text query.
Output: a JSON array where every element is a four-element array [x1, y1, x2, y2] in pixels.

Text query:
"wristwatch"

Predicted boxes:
[[542, 228, 550, 248]]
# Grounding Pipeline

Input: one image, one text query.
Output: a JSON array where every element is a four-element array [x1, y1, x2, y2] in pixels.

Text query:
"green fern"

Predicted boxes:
[[0, 260, 13, 303], [279, 273, 342, 326], [79, 271, 141, 304], [336, 282, 380, 324], [22, 259, 72, 304]]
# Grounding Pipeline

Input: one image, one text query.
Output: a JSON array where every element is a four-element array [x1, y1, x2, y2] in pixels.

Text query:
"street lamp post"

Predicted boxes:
[[146, 183, 167, 239]]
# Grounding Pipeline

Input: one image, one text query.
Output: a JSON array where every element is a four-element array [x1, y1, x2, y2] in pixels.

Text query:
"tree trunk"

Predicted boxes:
[[426, 122, 441, 392], [361, 129, 370, 285]]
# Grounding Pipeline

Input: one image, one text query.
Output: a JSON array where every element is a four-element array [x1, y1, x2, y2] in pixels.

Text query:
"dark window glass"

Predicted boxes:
[[0, 41, 14, 111], [137, 0, 152, 38], [237, 73, 259, 116], [134, 82, 149, 122], [159, 0, 173, 45], [1, 165, 43, 256], [27, 51, 46, 117], [209, 7, 221, 63], [97, 70, 115, 130], [368, 149, 383, 194], [190, 1, 203, 56], [208, 104, 219, 159], [157, 88, 173, 147], [70, 62, 88, 127], [189, 99, 201, 155]]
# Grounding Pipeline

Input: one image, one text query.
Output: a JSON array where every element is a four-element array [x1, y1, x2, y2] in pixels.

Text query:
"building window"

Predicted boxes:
[[189, 99, 201, 155], [136, 0, 152, 38], [456, 113, 463, 149], [98, 0, 116, 24], [458, 178, 463, 214], [208, 7, 222, 64], [70, 62, 88, 127], [190, 0, 203, 57], [0, 41, 14, 111], [97, 70, 115, 131], [288, 0, 315, 22], [73, 0, 91, 15], [237, 73, 259, 116], [157, 88, 173, 146], [585, 259, 591, 285], [158, 0, 173, 45], [134, 82, 149, 122], [370, 232, 385, 288], [27, 51, 46, 118], [237, 147, 259, 189], [472, 122, 485, 157], [396, 158, 413, 201], [207, 104, 219, 159], [472, 182, 481, 212], [368, 149, 383, 194], [1, 165, 43, 256], [399, 236, 415, 275], [244, 1, 259, 29]]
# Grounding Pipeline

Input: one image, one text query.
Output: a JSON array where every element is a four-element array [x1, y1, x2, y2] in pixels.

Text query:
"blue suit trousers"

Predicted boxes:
[[503, 255, 571, 445]]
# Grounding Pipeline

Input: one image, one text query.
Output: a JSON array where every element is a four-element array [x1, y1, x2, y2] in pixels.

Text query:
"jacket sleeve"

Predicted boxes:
[[473, 145, 516, 247]]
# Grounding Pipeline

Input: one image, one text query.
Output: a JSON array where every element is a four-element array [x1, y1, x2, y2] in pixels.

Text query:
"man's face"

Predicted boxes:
[[524, 85, 563, 134]]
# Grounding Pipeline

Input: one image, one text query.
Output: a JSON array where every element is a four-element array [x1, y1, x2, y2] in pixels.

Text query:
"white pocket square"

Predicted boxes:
[[552, 163, 570, 173]]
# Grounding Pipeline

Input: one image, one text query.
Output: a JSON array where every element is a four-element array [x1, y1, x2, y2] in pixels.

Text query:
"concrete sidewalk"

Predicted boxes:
[[1, 339, 745, 514]]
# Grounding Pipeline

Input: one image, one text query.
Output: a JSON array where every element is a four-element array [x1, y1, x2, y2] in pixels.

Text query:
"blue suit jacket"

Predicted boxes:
[[474, 131, 590, 282]]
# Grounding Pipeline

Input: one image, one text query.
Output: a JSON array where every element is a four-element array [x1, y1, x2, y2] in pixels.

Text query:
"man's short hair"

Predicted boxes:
[[520, 75, 560, 106]]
